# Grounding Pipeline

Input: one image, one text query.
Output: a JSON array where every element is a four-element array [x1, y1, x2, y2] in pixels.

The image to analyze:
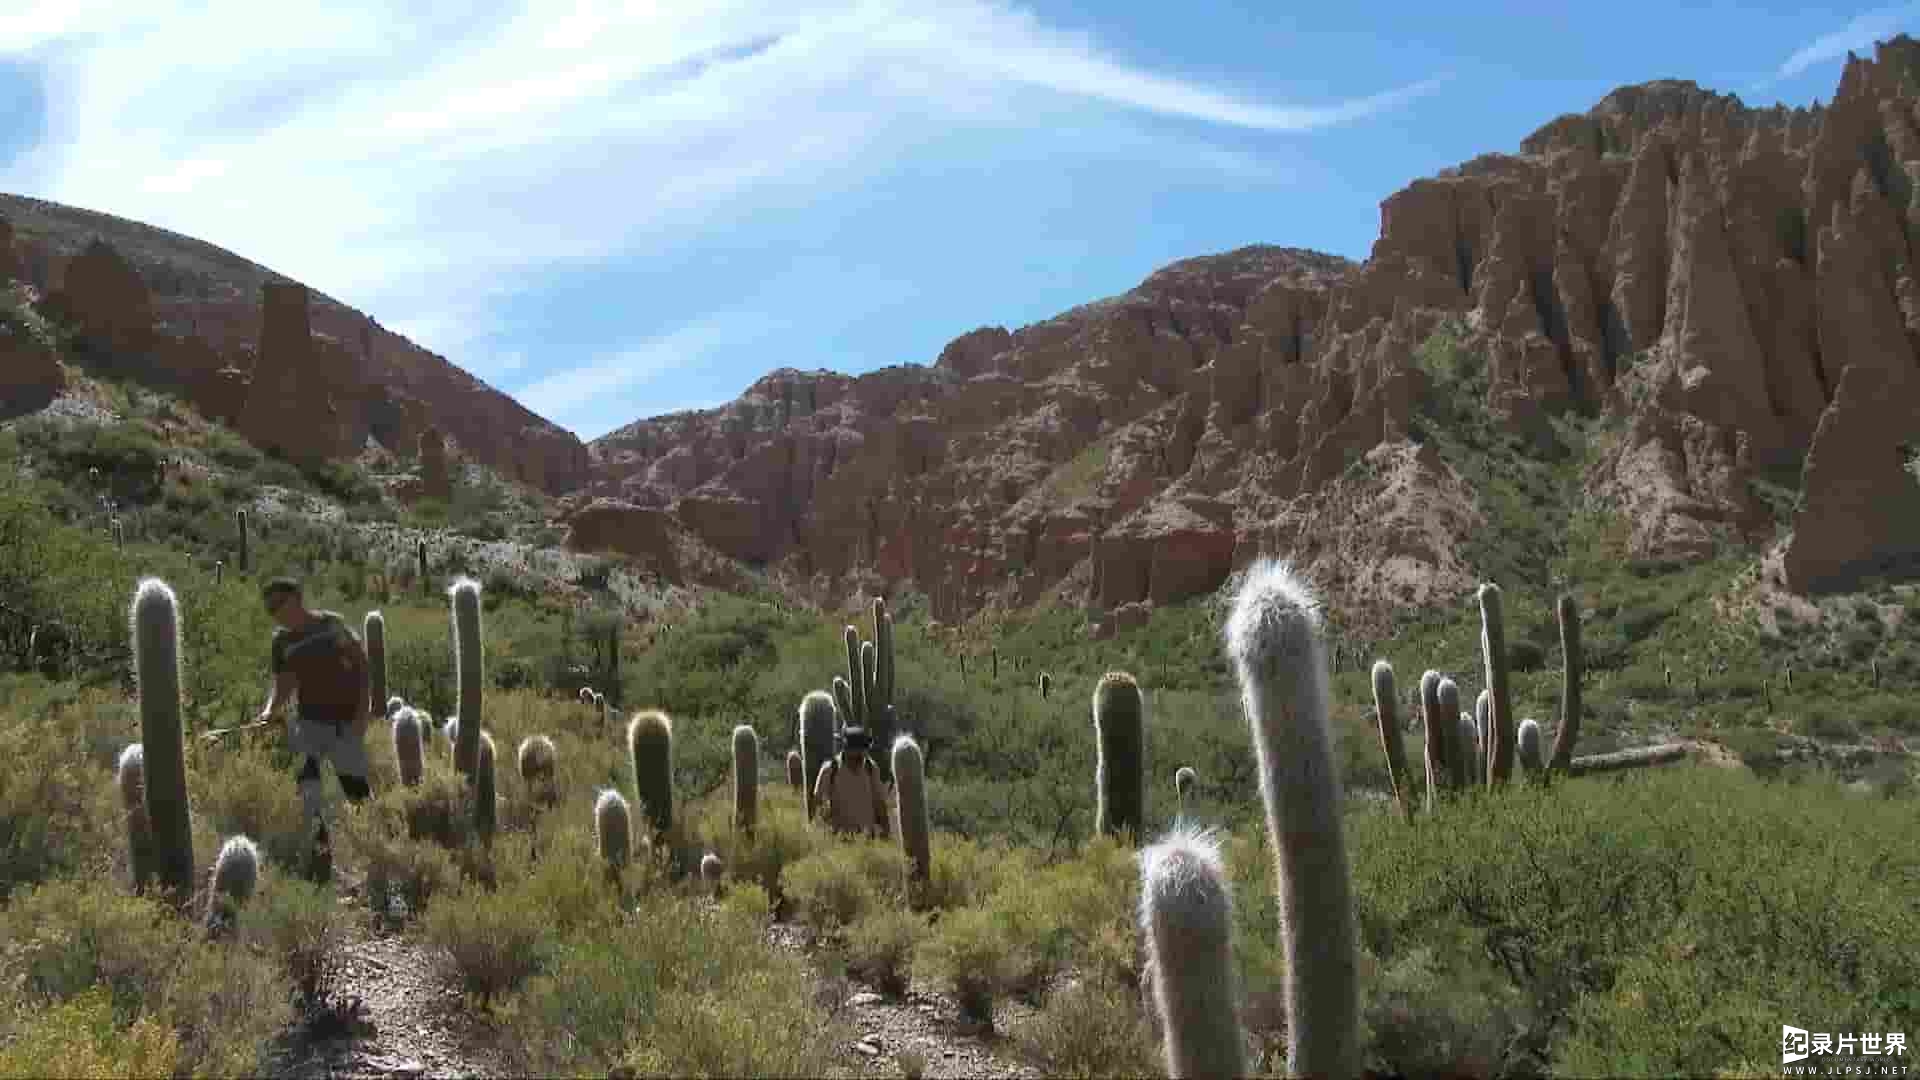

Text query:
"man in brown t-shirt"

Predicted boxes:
[[812, 726, 891, 838], [255, 577, 372, 881]]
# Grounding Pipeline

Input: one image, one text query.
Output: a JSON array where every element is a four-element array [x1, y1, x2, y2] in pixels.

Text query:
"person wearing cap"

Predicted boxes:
[[813, 725, 891, 838]]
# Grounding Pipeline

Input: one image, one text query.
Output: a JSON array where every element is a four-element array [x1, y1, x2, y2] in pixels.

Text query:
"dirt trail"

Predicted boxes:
[[265, 887, 515, 1080], [766, 922, 1044, 1080]]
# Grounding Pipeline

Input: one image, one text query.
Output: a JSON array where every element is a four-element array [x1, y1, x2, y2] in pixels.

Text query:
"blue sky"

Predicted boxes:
[[0, 2, 1909, 440]]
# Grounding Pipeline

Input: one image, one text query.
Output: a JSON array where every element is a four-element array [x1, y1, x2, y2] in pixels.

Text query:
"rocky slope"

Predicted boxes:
[[0, 194, 588, 496], [581, 36, 1920, 624]]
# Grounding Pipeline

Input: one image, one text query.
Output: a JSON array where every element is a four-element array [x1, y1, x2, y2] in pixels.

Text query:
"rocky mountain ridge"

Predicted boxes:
[[0, 193, 588, 496], [578, 37, 1920, 626]]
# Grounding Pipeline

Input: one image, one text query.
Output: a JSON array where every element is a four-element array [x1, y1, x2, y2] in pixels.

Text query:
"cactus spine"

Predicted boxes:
[[731, 724, 759, 834], [627, 710, 674, 839], [1479, 583, 1515, 787], [235, 509, 249, 572], [393, 708, 425, 787], [785, 748, 804, 791], [892, 734, 931, 883], [1093, 671, 1146, 841], [1139, 826, 1246, 1079], [131, 578, 194, 905], [594, 788, 632, 873], [206, 836, 260, 935], [1516, 718, 1544, 776], [517, 734, 558, 807], [363, 611, 387, 720], [1223, 560, 1359, 1077], [116, 743, 156, 891], [475, 732, 498, 841], [450, 577, 483, 779], [799, 691, 838, 824], [1370, 660, 1413, 821], [1549, 592, 1582, 773]]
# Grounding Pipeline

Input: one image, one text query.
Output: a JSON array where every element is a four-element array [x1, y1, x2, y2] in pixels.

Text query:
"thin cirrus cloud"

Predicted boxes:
[[1762, 3, 1918, 87], [2, 1, 1446, 434]]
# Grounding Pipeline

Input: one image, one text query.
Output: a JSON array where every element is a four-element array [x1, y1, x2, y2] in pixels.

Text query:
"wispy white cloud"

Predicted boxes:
[[513, 314, 777, 431], [2, 1, 1444, 434], [1765, 4, 1919, 85]]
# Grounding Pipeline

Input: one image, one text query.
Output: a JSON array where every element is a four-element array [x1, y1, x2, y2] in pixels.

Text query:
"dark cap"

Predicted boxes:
[[842, 726, 872, 750]]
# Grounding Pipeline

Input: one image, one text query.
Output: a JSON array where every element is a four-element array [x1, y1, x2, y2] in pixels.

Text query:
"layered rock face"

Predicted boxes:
[[0, 194, 587, 494], [588, 37, 1920, 614]]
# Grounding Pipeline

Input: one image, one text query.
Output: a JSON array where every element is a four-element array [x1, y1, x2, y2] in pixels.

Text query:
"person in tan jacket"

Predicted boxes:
[[813, 726, 891, 838]]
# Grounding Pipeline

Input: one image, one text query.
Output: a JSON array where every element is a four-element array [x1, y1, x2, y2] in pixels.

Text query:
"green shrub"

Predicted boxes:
[[0, 986, 180, 1080], [845, 908, 928, 997]]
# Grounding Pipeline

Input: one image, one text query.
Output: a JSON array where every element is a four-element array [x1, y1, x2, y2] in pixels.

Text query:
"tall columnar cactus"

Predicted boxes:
[[475, 732, 498, 841], [1516, 718, 1544, 776], [799, 691, 838, 824], [1473, 688, 1492, 781], [843, 625, 866, 727], [1040, 671, 1052, 699], [594, 788, 632, 874], [700, 852, 725, 892], [628, 710, 675, 839], [518, 734, 558, 807], [116, 743, 156, 891], [363, 611, 388, 719], [1093, 671, 1147, 841], [214, 561, 223, 585], [1437, 677, 1466, 793], [131, 578, 194, 905], [1174, 765, 1198, 813], [785, 748, 804, 791], [206, 835, 260, 936], [892, 734, 931, 883], [416, 538, 429, 593], [1549, 592, 1583, 773], [1418, 670, 1446, 811], [112, 518, 124, 549], [393, 708, 425, 787], [450, 577, 483, 779], [1479, 583, 1514, 787], [1371, 660, 1413, 822], [731, 724, 759, 834], [830, 676, 855, 735], [1138, 825, 1247, 1079], [1223, 560, 1359, 1077], [235, 509, 249, 572]]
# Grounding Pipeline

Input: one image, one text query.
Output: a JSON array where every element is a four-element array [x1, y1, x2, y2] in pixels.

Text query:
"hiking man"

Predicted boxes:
[[812, 726, 891, 838], [254, 577, 373, 881]]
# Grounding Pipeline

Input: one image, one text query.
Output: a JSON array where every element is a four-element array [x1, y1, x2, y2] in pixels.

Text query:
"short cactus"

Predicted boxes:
[[594, 788, 632, 873], [1173, 765, 1197, 816], [363, 611, 388, 719], [893, 734, 931, 883], [392, 708, 425, 787], [1039, 671, 1051, 699], [517, 734, 558, 807], [578, 686, 596, 705], [627, 710, 674, 839], [1516, 718, 1544, 776], [442, 716, 459, 762], [475, 732, 498, 841], [1479, 583, 1514, 787], [1093, 671, 1146, 842], [213, 560, 222, 584], [1223, 560, 1359, 1077], [449, 577, 483, 778], [785, 748, 804, 791], [236, 509, 249, 572], [206, 835, 260, 936], [1138, 825, 1246, 1079], [1549, 592, 1583, 773], [116, 743, 156, 891], [731, 724, 759, 834], [386, 695, 407, 719], [1371, 660, 1413, 821], [112, 518, 123, 549], [798, 690, 838, 823], [700, 851, 724, 892], [131, 578, 194, 905], [416, 538, 429, 592]]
